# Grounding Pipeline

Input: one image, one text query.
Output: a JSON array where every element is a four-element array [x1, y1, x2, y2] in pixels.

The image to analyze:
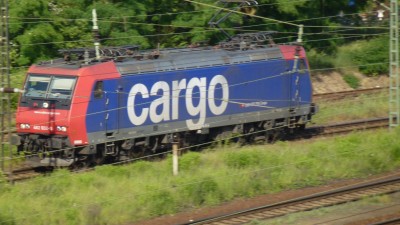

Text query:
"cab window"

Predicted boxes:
[[24, 75, 77, 99], [48, 77, 76, 99], [299, 59, 306, 74], [25, 75, 51, 98], [94, 81, 103, 99]]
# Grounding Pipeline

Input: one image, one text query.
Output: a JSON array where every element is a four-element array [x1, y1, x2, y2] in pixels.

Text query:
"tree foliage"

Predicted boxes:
[[7, 0, 378, 67]]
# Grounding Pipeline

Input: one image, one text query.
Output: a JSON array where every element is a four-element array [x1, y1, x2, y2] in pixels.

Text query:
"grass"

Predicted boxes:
[[1, 128, 400, 224], [312, 90, 388, 124]]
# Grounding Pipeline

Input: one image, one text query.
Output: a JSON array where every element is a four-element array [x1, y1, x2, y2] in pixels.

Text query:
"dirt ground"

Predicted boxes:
[[311, 72, 389, 94]]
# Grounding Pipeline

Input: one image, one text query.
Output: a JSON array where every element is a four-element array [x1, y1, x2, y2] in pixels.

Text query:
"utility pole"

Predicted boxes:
[[388, 0, 399, 128], [375, 0, 399, 129], [0, 0, 11, 172]]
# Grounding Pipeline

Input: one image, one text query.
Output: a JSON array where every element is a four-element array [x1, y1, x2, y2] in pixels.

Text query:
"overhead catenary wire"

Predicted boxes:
[[7, 10, 388, 44], [5, 31, 391, 95], [8, 29, 391, 72], [8, 23, 389, 48], [5, 8, 389, 49], [8, 0, 313, 23]]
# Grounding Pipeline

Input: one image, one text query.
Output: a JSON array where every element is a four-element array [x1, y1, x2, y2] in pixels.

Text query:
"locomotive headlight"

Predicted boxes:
[[56, 126, 67, 132], [20, 123, 30, 129], [43, 102, 49, 108]]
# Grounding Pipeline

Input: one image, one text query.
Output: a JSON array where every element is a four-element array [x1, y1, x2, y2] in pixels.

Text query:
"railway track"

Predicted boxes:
[[371, 217, 400, 225], [313, 87, 386, 102], [3, 166, 42, 183], [185, 176, 400, 225], [285, 117, 389, 141]]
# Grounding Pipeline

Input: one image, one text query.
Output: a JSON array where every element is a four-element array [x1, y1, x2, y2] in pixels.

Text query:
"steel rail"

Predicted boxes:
[[313, 87, 386, 102], [184, 176, 400, 225]]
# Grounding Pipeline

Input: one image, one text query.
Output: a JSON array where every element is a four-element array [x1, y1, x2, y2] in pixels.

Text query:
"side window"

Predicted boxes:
[[299, 59, 306, 74], [94, 81, 103, 99]]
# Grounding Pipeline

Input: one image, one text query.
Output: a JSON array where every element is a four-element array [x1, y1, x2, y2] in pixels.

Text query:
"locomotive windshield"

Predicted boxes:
[[24, 74, 77, 99]]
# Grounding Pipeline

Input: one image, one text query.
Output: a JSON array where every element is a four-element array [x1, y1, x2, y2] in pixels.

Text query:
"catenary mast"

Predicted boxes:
[[0, 0, 11, 173]]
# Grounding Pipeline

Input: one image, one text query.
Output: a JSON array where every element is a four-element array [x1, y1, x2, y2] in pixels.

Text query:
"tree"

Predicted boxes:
[[7, 0, 374, 66]]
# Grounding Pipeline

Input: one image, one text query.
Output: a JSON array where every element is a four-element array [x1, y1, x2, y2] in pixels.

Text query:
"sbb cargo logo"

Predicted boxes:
[[127, 75, 229, 130]]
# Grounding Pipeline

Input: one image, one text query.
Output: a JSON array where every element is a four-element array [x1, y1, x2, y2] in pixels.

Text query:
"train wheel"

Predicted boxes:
[[266, 129, 282, 143], [69, 161, 87, 171]]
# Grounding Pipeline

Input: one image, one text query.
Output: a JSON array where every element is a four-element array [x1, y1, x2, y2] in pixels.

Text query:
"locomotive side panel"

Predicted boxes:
[[85, 57, 313, 144]]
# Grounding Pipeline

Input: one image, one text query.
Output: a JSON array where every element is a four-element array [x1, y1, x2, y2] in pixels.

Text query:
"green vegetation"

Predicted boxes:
[[342, 73, 360, 89], [7, 0, 371, 67], [334, 35, 390, 76], [307, 49, 335, 70], [313, 91, 388, 124], [1, 128, 400, 224]]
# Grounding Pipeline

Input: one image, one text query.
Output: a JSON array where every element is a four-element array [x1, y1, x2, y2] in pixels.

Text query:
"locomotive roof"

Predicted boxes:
[[35, 45, 285, 74], [35, 32, 295, 75], [116, 46, 283, 75]]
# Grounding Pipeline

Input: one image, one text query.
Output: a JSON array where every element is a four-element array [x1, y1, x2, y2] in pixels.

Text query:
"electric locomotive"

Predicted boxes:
[[11, 32, 317, 168]]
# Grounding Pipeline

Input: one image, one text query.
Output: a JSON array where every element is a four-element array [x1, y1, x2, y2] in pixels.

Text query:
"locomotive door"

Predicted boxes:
[[288, 57, 307, 128], [104, 81, 119, 137], [287, 58, 302, 128], [292, 58, 307, 110], [94, 80, 119, 137]]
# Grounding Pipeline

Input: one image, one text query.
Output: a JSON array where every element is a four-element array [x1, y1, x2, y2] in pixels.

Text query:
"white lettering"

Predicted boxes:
[[172, 79, 186, 120], [149, 81, 170, 123], [126, 75, 230, 129], [127, 83, 149, 125], [185, 77, 206, 130], [208, 75, 229, 115]]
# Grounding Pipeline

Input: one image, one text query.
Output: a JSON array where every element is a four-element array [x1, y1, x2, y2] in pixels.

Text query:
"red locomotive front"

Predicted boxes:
[[11, 61, 120, 167]]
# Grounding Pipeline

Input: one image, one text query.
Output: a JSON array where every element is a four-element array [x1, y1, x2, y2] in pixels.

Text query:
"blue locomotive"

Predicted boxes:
[[12, 31, 316, 167]]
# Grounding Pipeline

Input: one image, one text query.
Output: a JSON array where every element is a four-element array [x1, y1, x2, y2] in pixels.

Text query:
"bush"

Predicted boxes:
[[224, 151, 261, 168], [307, 49, 335, 70], [144, 190, 176, 216], [343, 73, 360, 89], [179, 152, 201, 171], [337, 36, 389, 76], [183, 177, 219, 206]]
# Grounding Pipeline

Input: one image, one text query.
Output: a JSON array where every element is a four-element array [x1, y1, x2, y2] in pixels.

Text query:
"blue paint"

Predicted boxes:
[[86, 58, 312, 133]]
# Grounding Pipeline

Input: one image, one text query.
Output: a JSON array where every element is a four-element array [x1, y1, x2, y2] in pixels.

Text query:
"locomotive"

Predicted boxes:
[[10, 30, 316, 168], [11, 0, 316, 167]]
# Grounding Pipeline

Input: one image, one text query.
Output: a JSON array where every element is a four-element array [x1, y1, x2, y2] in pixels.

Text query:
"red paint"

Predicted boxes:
[[16, 61, 121, 146], [279, 45, 307, 60]]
